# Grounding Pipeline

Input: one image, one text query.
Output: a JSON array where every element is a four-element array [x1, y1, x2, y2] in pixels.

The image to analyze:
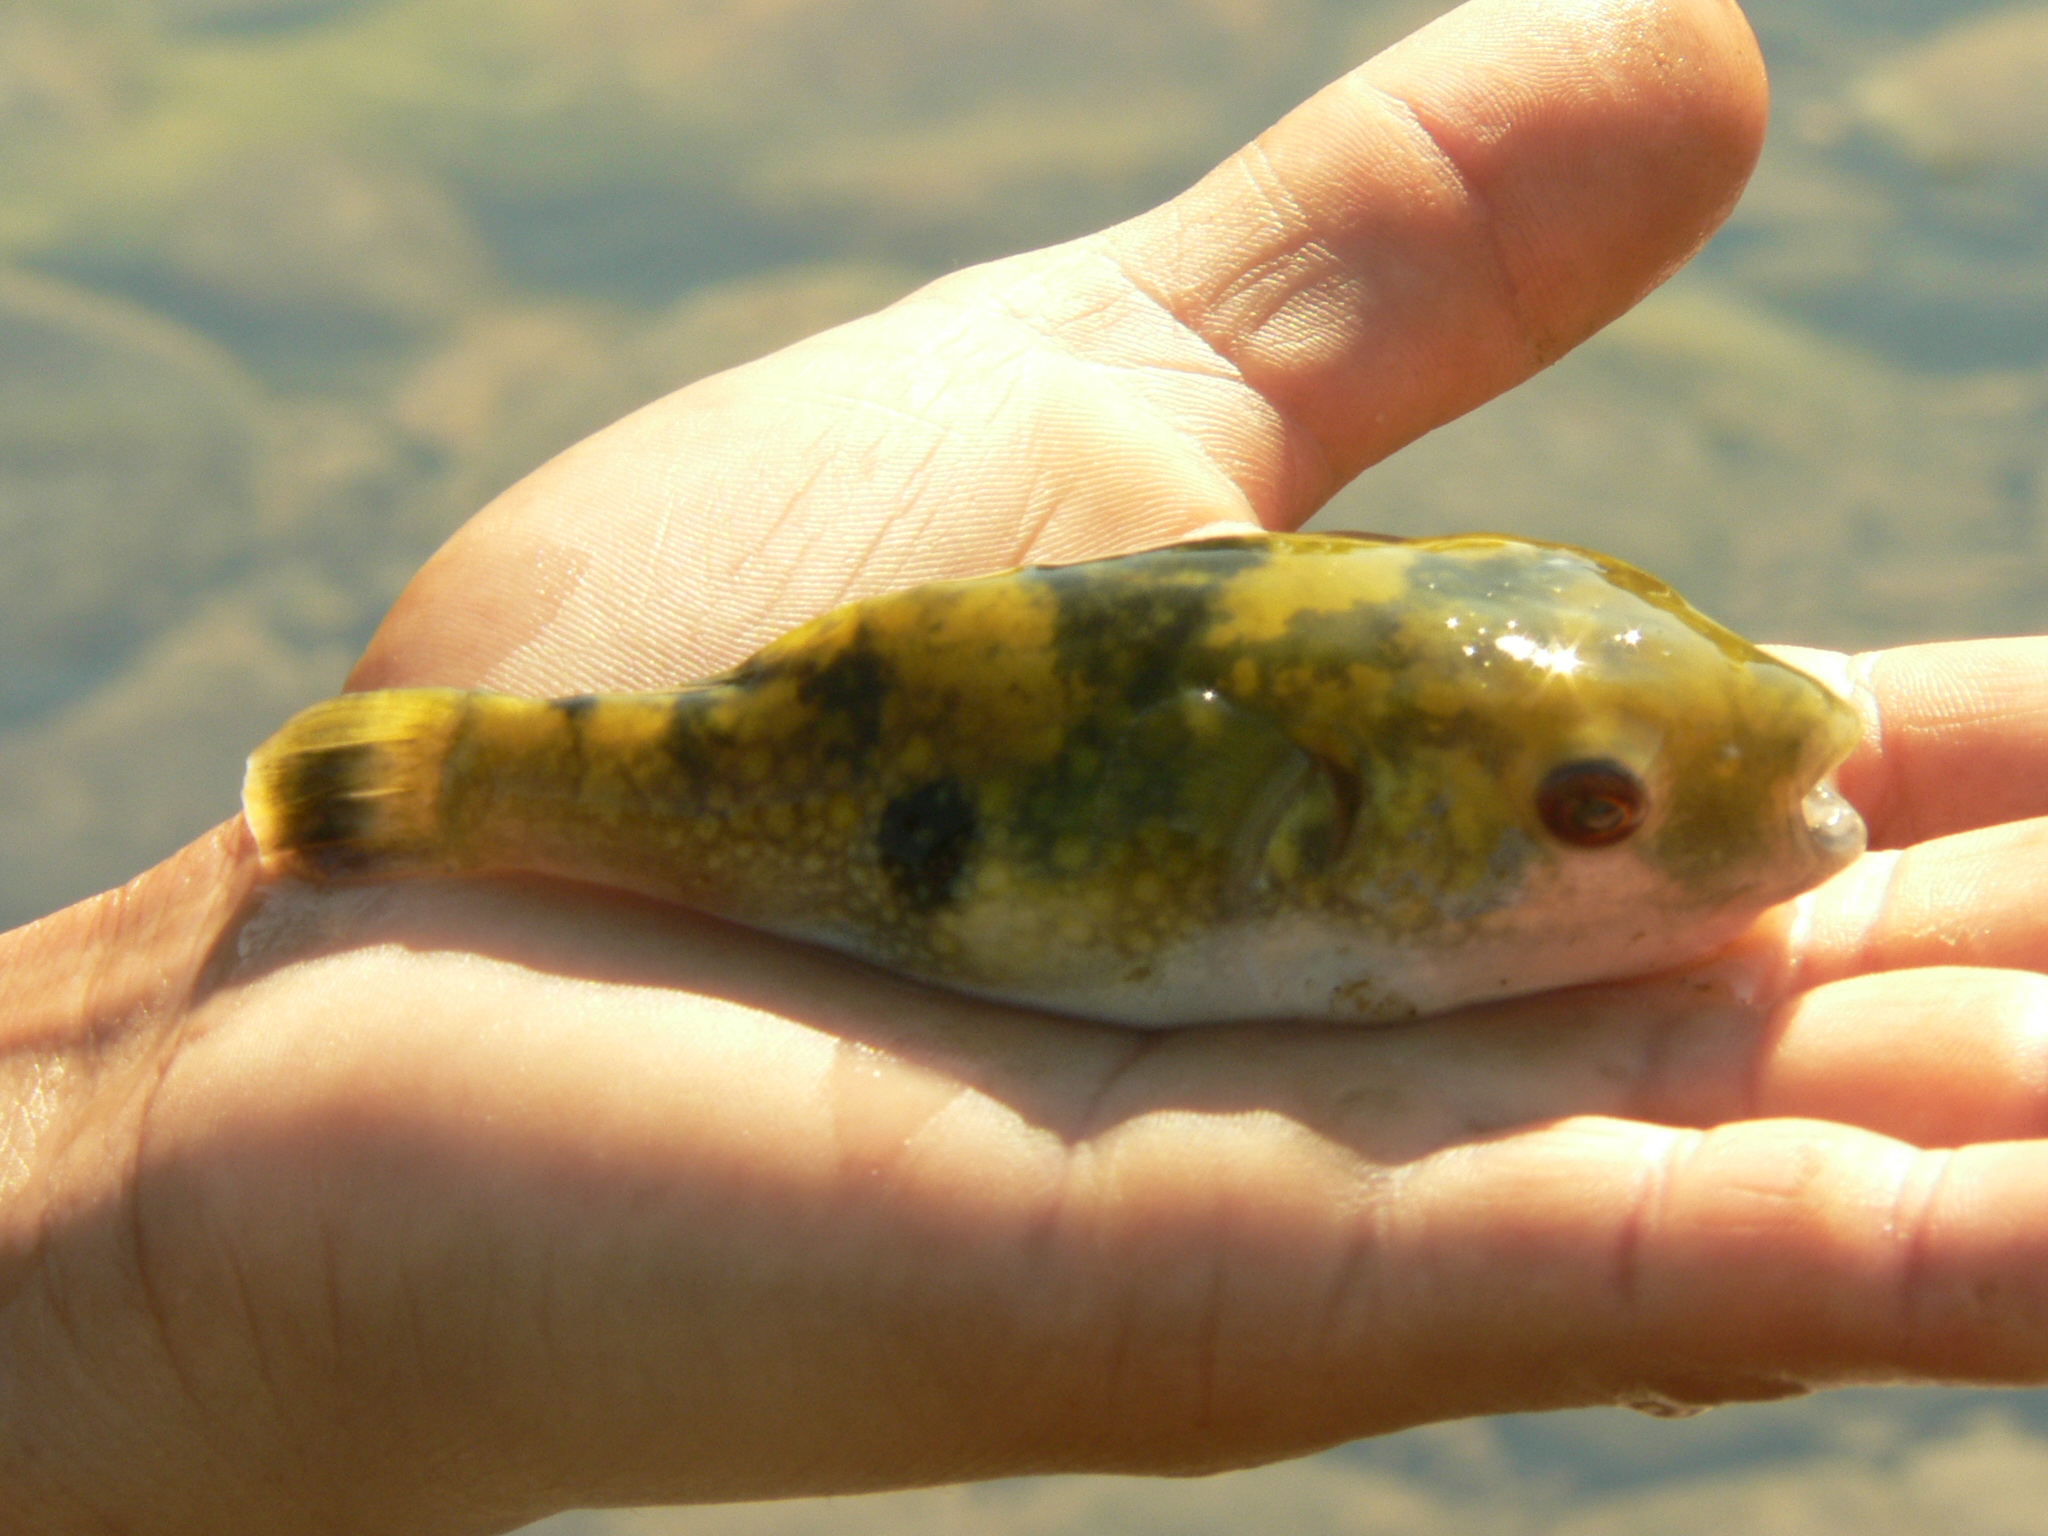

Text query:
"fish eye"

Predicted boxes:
[[1536, 759, 1648, 848]]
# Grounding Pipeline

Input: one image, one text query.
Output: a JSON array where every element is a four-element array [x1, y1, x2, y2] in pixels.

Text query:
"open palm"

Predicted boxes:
[[7, 0, 2048, 1531]]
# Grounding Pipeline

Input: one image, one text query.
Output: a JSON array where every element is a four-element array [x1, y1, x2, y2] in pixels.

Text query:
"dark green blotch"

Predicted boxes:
[[878, 776, 978, 910], [1265, 599, 1407, 676], [554, 694, 598, 721], [651, 684, 736, 791], [282, 740, 387, 876], [1040, 541, 1267, 709], [794, 625, 895, 758]]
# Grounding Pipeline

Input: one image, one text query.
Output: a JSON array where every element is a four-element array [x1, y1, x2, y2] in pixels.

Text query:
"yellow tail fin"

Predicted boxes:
[[242, 690, 469, 879]]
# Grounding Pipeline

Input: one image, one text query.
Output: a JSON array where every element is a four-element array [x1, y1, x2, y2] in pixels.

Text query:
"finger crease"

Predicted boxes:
[[1067, 1030, 1163, 1145], [1351, 78, 1550, 373], [1613, 1127, 1699, 1309], [1896, 1147, 1956, 1353], [1100, 244, 1346, 514], [1849, 648, 1903, 843], [1856, 846, 1915, 978]]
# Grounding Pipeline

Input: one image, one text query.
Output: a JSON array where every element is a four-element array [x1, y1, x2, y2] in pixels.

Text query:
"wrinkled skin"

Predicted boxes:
[[5, 0, 2048, 1532]]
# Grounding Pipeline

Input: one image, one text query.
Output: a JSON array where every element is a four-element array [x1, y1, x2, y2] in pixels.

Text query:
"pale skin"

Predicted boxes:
[[5, 0, 2048, 1529]]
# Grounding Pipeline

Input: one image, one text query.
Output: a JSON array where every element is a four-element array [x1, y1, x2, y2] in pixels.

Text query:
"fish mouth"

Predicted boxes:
[[1801, 779, 1867, 872]]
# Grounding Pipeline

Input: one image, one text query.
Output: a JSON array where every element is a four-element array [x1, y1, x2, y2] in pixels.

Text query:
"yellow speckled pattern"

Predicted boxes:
[[243, 533, 1865, 1025]]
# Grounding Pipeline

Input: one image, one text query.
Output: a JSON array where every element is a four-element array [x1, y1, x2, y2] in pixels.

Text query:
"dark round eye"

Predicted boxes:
[[1536, 759, 1648, 847]]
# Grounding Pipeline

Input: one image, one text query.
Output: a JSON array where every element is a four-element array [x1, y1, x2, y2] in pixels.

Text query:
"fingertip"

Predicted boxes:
[[1833, 638, 2048, 849], [1365, 0, 1770, 353]]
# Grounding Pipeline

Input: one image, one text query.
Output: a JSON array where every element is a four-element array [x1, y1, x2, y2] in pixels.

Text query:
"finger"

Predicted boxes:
[[1341, 1116, 2048, 1435], [909, 1066, 2048, 1452], [1100, 0, 1768, 517], [1726, 815, 2048, 993], [1754, 968, 2048, 1147], [1835, 638, 2048, 848]]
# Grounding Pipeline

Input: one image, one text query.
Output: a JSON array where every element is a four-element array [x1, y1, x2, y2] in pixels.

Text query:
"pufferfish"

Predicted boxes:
[[242, 533, 1866, 1025]]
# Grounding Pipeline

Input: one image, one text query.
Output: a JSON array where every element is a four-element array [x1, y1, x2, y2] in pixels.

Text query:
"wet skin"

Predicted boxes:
[[249, 534, 1863, 1022]]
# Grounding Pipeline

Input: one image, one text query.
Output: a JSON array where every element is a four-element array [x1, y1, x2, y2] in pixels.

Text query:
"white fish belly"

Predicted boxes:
[[973, 854, 1768, 1027]]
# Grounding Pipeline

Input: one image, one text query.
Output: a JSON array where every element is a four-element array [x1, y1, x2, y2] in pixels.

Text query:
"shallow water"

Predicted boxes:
[[3, 0, 2045, 1530]]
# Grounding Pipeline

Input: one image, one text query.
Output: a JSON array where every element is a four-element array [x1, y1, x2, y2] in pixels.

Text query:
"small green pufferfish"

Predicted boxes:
[[243, 533, 1866, 1026]]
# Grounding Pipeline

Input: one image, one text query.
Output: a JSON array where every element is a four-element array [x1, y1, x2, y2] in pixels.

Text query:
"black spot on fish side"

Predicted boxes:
[[797, 627, 895, 758], [878, 777, 978, 910], [554, 694, 598, 721]]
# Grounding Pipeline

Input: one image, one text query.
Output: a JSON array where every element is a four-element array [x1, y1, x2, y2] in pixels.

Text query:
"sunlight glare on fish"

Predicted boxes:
[[1493, 632, 1584, 676]]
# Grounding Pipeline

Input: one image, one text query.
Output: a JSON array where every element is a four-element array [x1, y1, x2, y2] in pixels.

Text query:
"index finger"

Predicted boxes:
[[1829, 638, 2048, 848]]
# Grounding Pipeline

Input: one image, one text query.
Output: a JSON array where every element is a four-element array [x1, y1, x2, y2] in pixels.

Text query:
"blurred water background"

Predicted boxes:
[[3, 0, 2046, 1529]]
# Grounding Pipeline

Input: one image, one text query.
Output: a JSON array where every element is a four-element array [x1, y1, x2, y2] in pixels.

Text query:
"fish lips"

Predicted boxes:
[[1801, 778, 1868, 872]]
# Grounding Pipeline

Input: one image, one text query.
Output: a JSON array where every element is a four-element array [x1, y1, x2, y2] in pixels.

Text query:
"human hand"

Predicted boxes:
[[9, 0, 2048, 1530]]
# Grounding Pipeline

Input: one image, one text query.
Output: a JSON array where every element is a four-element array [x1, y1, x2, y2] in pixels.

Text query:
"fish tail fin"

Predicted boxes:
[[243, 689, 471, 880]]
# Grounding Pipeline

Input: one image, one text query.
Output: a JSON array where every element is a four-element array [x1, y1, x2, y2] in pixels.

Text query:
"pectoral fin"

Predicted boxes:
[[1091, 689, 1357, 915]]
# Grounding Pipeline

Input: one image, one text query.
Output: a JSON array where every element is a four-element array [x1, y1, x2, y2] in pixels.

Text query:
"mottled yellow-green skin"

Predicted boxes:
[[247, 533, 1864, 1024]]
